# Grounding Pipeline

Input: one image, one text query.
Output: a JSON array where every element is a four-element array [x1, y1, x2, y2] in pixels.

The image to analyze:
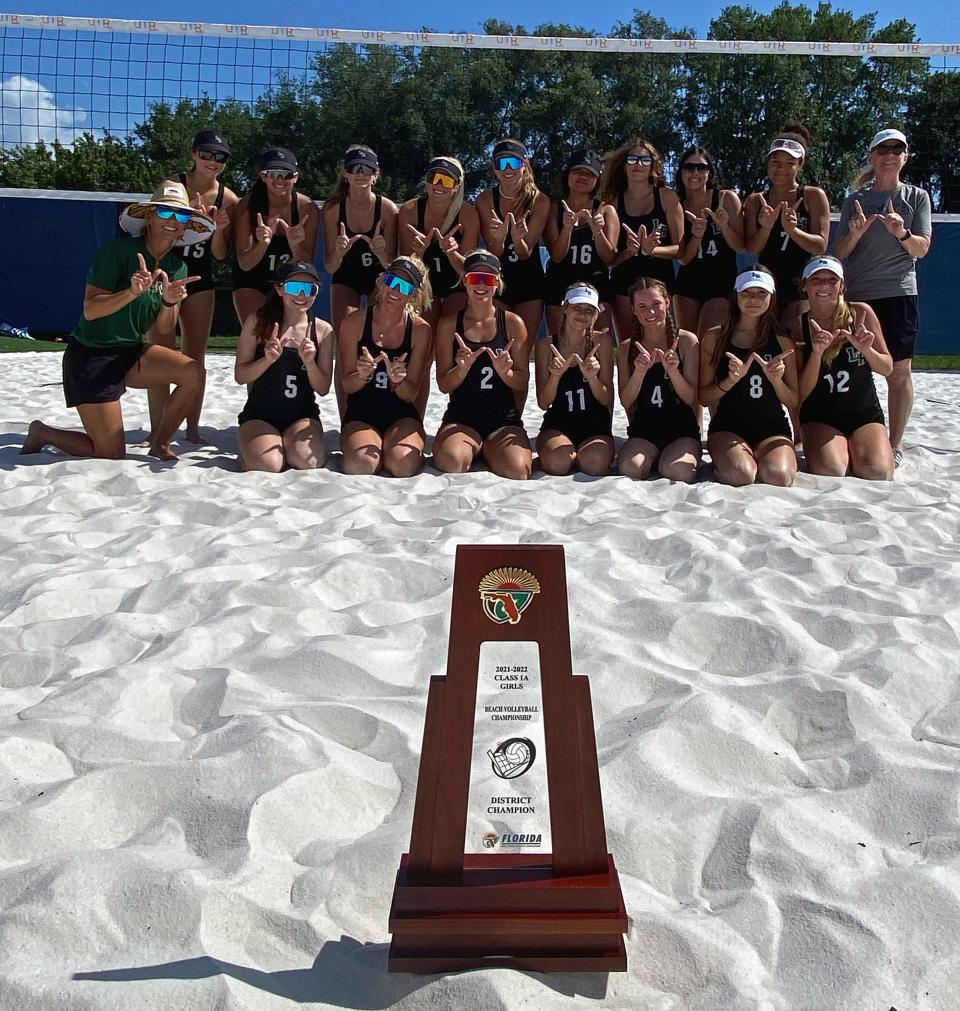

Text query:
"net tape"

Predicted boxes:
[[2, 13, 958, 58]]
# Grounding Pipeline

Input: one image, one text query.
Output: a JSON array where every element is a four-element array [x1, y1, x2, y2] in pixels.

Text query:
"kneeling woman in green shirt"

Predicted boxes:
[[22, 181, 212, 461]]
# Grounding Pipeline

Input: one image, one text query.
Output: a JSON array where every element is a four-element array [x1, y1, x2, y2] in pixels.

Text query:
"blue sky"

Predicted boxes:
[[2, 1, 957, 146]]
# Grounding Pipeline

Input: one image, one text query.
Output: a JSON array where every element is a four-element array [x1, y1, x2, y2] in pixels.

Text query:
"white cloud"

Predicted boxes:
[[0, 75, 89, 147]]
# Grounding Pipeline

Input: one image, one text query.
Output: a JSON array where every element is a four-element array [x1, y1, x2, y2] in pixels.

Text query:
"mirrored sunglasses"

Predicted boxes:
[[156, 207, 192, 224], [494, 155, 524, 172], [626, 154, 654, 166], [383, 273, 418, 297], [282, 280, 319, 297], [197, 150, 228, 164], [262, 168, 297, 180], [464, 271, 499, 287], [428, 171, 457, 189]]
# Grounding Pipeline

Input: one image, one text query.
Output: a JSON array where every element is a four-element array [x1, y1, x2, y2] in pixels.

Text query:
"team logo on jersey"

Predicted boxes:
[[478, 567, 540, 624], [846, 345, 865, 366]]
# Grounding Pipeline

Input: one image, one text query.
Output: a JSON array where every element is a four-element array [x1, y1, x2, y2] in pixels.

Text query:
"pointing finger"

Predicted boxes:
[[454, 333, 470, 353], [257, 213, 265, 228], [137, 253, 147, 273], [339, 222, 347, 238]]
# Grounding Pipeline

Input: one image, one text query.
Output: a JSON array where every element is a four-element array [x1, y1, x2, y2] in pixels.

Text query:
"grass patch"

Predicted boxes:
[[915, 355, 960, 370]]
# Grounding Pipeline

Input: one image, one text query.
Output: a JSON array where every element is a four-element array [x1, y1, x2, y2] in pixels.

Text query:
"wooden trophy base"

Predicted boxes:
[[388, 853, 628, 973]]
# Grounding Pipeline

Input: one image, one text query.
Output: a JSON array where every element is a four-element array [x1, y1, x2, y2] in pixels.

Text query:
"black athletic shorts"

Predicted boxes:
[[440, 408, 525, 443], [62, 340, 148, 408], [800, 406, 886, 439], [864, 295, 918, 363]]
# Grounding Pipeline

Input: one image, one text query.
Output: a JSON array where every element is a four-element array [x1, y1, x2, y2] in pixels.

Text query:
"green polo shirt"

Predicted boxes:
[[74, 236, 188, 348]]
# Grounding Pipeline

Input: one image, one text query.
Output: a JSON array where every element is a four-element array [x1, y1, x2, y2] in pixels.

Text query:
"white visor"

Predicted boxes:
[[768, 138, 805, 159], [869, 128, 908, 151], [735, 270, 776, 295], [563, 284, 600, 310], [802, 257, 844, 281]]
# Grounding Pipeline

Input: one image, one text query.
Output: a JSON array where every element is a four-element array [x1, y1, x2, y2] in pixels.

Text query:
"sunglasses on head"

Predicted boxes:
[[383, 273, 418, 297], [494, 155, 524, 172], [465, 271, 499, 287], [428, 171, 457, 189], [156, 207, 192, 224], [282, 280, 319, 297], [875, 143, 907, 155], [348, 164, 376, 176], [681, 162, 710, 172], [197, 150, 228, 164], [626, 153, 654, 167], [262, 168, 296, 180]]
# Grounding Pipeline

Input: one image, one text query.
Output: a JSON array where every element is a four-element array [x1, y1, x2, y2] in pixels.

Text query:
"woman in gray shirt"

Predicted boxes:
[[835, 128, 932, 467]]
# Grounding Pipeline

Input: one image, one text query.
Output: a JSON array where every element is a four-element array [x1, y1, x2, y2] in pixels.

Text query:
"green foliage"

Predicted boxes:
[[0, 3, 949, 209]]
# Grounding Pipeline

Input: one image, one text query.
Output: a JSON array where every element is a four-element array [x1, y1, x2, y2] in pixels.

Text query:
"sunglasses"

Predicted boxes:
[[465, 271, 499, 287], [626, 154, 654, 166], [875, 143, 907, 155], [494, 155, 524, 172], [681, 162, 710, 172], [348, 164, 376, 176], [197, 150, 228, 164], [156, 207, 192, 224], [428, 171, 457, 189], [282, 280, 319, 297], [383, 273, 418, 296], [261, 168, 296, 180]]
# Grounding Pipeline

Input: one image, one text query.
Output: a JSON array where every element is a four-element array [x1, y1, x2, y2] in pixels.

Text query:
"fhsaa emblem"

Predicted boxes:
[[478, 567, 541, 625]]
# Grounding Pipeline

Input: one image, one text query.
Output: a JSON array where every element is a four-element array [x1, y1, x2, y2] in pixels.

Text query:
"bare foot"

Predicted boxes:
[[20, 420, 47, 454], [148, 442, 178, 461], [184, 428, 208, 445]]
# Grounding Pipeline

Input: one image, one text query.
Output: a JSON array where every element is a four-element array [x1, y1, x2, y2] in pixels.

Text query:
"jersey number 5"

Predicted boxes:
[[284, 375, 298, 399]]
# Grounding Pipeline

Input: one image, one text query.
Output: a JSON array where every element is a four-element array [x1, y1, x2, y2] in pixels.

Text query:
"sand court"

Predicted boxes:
[[2, 351, 960, 1009]]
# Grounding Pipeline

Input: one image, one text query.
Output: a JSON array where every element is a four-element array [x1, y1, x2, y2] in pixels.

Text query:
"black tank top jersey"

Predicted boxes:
[[674, 189, 738, 301], [443, 307, 522, 437], [417, 197, 462, 301], [491, 187, 544, 307], [759, 185, 811, 308], [343, 307, 422, 431], [176, 173, 224, 293], [238, 320, 321, 429], [710, 330, 792, 444], [626, 356, 700, 449], [232, 192, 300, 293], [610, 189, 675, 295], [797, 312, 884, 431], [544, 199, 608, 304], [332, 193, 384, 297], [541, 350, 612, 442]]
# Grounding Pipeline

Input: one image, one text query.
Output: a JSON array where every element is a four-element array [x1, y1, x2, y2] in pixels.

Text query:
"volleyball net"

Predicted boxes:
[[0, 12, 957, 206]]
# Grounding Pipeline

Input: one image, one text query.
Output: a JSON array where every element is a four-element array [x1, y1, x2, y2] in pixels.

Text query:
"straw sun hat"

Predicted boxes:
[[120, 180, 216, 248]]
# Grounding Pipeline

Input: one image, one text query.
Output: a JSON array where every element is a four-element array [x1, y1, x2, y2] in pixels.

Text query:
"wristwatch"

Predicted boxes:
[[898, 228, 912, 243]]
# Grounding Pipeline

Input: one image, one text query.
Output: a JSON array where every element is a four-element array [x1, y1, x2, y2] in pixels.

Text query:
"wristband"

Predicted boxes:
[[161, 297, 179, 308], [898, 228, 912, 243], [718, 380, 732, 393]]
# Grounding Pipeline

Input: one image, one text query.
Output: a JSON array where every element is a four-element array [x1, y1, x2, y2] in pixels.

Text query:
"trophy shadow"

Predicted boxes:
[[72, 934, 611, 1005]]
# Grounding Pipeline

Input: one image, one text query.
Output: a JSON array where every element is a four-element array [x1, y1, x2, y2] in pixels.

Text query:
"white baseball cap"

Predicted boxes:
[[735, 270, 776, 294], [869, 128, 908, 151], [802, 256, 844, 281], [768, 137, 806, 159], [563, 283, 600, 309]]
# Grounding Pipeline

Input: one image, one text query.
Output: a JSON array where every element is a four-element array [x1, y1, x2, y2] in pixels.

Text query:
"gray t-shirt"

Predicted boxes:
[[836, 183, 931, 299]]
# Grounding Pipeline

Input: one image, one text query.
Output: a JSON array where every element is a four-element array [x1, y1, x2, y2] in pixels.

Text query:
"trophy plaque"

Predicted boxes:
[[388, 544, 627, 972]]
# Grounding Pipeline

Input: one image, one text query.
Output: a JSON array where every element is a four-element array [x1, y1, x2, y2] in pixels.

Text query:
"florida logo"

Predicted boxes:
[[478, 567, 540, 625]]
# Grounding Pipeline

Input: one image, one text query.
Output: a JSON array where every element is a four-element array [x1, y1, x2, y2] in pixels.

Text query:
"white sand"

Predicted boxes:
[[2, 351, 960, 1010]]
